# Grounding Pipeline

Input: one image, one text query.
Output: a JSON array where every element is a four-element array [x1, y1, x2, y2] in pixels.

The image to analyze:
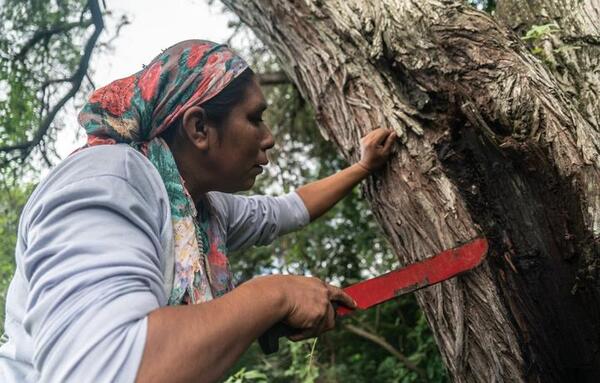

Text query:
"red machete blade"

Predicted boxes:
[[336, 237, 488, 317], [259, 237, 488, 354]]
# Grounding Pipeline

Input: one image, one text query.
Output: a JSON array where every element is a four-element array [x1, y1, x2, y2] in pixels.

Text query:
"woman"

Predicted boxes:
[[0, 40, 396, 382]]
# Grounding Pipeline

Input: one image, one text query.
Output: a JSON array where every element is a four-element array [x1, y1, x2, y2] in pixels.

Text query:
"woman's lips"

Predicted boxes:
[[253, 165, 264, 174]]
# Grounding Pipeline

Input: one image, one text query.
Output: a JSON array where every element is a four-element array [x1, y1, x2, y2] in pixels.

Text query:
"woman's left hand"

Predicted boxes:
[[357, 128, 397, 172], [296, 127, 397, 222]]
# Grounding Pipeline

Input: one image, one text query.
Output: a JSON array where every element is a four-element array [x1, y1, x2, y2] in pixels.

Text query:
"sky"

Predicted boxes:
[[56, 0, 237, 158], [93, 0, 235, 86]]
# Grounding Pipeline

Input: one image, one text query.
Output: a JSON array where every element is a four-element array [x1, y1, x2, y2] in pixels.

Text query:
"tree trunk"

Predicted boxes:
[[223, 1, 600, 381]]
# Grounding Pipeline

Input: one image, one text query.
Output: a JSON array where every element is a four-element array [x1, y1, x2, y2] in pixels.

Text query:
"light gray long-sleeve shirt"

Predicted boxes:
[[0, 144, 309, 382]]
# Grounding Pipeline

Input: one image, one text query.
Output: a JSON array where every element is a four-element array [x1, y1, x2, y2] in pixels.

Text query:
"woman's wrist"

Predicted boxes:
[[244, 275, 289, 322], [355, 161, 372, 176]]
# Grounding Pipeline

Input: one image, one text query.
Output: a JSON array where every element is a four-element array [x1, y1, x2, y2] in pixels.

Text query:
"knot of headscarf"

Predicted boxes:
[[77, 40, 249, 305]]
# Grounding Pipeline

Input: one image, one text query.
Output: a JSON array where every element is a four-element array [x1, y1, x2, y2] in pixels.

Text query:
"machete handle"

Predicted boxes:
[[259, 302, 340, 354], [258, 322, 296, 354]]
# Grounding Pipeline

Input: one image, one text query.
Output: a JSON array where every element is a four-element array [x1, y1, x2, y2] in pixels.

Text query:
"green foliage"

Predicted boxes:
[[0, 0, 98, 175], [521, 23, 560, 41], [224, 367, 269, 383], [224, 293, 447, 383], [519, 23, 580, 70], [0, 181, 34, 331]]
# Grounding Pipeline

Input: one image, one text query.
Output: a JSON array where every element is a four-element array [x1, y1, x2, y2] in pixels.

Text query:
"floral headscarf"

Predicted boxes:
[[78, 40, 249, 305]]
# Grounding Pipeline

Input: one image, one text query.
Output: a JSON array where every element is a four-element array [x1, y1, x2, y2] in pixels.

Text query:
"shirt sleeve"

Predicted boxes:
[[21, 175, 167, 383], [210, 191, 310, 252]]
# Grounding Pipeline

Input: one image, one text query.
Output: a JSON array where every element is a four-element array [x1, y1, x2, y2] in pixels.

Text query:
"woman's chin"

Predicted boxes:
[[231, 177, 258, 193], [244, 177, 258, 190]]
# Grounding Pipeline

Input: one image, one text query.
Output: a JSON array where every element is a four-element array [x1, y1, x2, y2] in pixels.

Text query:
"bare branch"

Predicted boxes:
[[40, 77, 73, 92], [85, 71, 96, 89], [98, 14, 130, 48], [257, 71, 289, 86], [562, 34, 600, 46], [39, 139, 53, 167], [226, 20, 243, 46], [343, 324, 426, 378], [15, 19, 94, 61], [0, 0, 104, 155]]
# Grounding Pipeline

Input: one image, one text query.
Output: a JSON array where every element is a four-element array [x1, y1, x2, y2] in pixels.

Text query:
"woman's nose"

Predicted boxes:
[[262, 126, 275, 151]]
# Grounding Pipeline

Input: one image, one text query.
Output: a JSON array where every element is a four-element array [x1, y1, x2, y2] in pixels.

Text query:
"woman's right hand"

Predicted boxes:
[[250, 275, 357, 341]]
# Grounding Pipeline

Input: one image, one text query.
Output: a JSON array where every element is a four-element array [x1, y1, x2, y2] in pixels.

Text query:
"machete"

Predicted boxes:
[[258, 237, 488, 354]]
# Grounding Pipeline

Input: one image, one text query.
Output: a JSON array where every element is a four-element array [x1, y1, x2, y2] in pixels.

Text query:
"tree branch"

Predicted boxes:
[[343, 324, 426, 378], [97, 14, 130, 48], [40, 77, 73, 92], [257, 71, 289, 86], [562, 34, 600, 46], [0, 0, 104, 156], [226, 20, 243, 46], [15, 19, 94, 61]]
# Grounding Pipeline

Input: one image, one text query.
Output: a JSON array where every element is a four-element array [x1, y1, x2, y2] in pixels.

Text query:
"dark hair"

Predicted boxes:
[[202, 67, 255, 124], [161, 67, 255, 143]]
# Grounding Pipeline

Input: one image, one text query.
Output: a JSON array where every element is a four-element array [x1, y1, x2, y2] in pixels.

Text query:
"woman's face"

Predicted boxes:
[[208, 76, 275, 192]]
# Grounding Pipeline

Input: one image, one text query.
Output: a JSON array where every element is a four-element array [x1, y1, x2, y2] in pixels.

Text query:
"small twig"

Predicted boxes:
[[39, 139, 53, 167], [343, 324, 426, 378], [15, 19, 94, 61], [226, 20, 243, 46], [85, 71, 96, 89], [99, 15, 130, 47], [257, 71, 289, 86], [40, 77, 73, 93], [562, 34, 600, 46], [305, 338, 318, 378]]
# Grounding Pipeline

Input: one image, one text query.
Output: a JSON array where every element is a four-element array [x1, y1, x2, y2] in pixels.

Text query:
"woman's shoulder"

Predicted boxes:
[[39, 144, 165, 198], [23, 145, 170, 228]]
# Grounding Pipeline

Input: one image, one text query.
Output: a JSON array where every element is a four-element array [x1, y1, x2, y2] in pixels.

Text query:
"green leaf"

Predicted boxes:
[[521, 23, 560, 41]]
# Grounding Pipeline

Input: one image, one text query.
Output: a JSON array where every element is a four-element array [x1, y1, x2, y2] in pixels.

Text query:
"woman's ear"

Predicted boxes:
[[181, 106, 210, 151]]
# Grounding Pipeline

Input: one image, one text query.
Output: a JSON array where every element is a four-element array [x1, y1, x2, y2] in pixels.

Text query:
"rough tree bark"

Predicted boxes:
[[223, 1, 600, 382], [496, 0, 600, 132]]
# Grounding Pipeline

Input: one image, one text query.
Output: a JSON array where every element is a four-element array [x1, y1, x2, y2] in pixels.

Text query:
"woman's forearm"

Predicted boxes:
[[136, 278, 285, 383], [296, 163, 370, 222], [136, 274, 356, 383]]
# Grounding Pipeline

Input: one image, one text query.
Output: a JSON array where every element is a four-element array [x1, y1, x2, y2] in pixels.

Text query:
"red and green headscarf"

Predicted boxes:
[[78, 40, 249, 305]]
